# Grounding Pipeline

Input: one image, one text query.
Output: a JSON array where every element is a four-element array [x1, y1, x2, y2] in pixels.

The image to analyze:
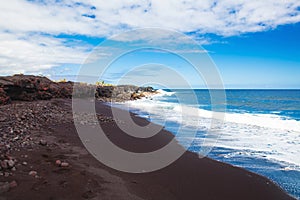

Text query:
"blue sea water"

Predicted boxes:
[[116, 89, 300, 199]]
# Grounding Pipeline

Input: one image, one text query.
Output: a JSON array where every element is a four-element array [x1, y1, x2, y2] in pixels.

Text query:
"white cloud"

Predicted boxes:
[[0, 31, 91, 74], [1, 0, 300, 37], [0, 0, 300, 74]]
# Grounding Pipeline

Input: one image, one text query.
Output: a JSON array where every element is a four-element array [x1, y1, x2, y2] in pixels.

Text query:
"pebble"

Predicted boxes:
[[9, 180, 18, 189], [60, 162, 69, 167], [39, 140, 47, 146], [7, 160, 15, 168], [55, 160, 62, 166], [0, 116, 7, 122], [13, 136, 19, 141], [29, 170, 37, 176], [0, 101, 70, 161], [0, 100, 78, 193], [0, 160, 8, 169]]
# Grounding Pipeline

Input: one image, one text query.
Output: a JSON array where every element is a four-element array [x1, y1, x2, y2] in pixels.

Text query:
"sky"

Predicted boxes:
[[0, 0, 300, 88]]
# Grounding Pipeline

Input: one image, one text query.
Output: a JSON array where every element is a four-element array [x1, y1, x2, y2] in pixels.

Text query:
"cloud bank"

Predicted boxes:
[[0, 0, 300, 74]]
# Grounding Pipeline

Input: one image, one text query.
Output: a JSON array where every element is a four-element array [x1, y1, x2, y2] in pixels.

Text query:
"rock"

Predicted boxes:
[[55, 160, 62, 166], [60, 162, 69, 167], [9, 180, 17, 189], [0, 75, 73, 102], [13, 136, 19, 141], [96, 86, 114, 98], [0, 116, 7, 122], [1, 75, 158, 105], [39, 139, 47, 146], [29, 170, 37, 176], [0, 160, 8, 169], [95, 85, 157, 102], [22, 161, 28, 166], [130, 92, 141, 100], [7, 159, 15, 168], [1, 75, 156, 104]]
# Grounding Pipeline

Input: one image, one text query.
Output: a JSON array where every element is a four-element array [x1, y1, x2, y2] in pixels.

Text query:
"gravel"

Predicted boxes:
[[0, 99, 72, 190]]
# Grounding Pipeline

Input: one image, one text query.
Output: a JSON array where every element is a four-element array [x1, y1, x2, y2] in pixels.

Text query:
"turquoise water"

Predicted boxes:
[[117, 89, 300, 199]]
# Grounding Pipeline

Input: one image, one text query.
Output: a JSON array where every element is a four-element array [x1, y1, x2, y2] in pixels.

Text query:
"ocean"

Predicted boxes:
[[114, 89, 300, 199]]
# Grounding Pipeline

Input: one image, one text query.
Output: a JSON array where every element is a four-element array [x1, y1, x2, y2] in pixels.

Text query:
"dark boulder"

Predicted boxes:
[[136, 86, 155, 93], [96, 86, 114, 98]]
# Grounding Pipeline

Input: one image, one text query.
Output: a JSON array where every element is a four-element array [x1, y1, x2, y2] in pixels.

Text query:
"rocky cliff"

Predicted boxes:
[[0, 75, 73, 104], [0, 75, 156, 105]]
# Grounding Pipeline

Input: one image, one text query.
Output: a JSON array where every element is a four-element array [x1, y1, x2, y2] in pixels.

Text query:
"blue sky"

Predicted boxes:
[[0, 0, 300, 88], [47, 23, 300, 89], [204, 23, 300, 88]]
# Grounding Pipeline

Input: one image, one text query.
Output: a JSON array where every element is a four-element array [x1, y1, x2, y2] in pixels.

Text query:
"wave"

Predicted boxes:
[[122, 98, 300, 167], [153, 89, 176, 97], [125, 98, 300, 132]]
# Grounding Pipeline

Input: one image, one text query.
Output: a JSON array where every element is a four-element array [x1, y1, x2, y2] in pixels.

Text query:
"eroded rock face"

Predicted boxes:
[[96, 86, 114, 98], [0, 75, 73, 104], [95, 85, 156, 101], [0, 74, 157, 104]]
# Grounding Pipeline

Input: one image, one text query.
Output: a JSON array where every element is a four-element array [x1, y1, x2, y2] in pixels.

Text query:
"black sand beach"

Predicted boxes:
[[0, 98, 295, 200]]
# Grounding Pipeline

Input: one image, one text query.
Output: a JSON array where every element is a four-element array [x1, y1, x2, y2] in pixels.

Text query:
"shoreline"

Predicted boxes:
[[95, 100, 295, 200], [0, 98, 295, 199]]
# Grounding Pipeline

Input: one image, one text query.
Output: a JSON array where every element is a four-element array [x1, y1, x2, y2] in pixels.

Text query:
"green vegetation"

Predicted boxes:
[[95, 80, 114, 87]]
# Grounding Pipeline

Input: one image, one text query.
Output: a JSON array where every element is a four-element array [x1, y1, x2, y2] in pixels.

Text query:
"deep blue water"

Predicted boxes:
[[118, 89, 300, 199]]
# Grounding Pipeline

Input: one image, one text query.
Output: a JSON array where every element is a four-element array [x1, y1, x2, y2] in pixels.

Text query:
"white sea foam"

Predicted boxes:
[[122, 97, 300, 167], [154, 89, 176, 97]]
